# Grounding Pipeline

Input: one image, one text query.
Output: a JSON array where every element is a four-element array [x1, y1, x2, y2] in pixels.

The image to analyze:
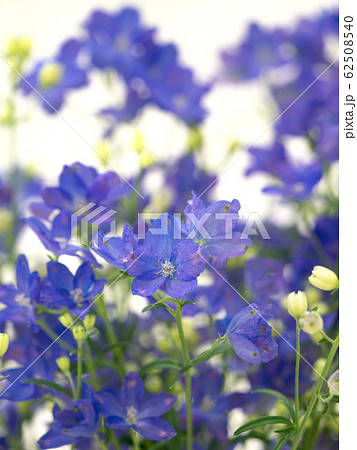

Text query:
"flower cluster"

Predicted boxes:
[[0, 5, 339, 450]]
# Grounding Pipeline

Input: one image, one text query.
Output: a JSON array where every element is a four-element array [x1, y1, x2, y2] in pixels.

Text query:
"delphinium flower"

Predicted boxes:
[[244, 256, 286, 299], [180, 365, 242, 444], [31, 162, 132, 217], [95, 371, 177, 441], [84, 7, 209, 130], [41, 261, 106, 313], [26, 211, 101, 268], [1, 326, 62, 401], [125, 213, 208, 299], [19, 39, 88, 112], [0, 254, 40, 329], [245, 141, 323, 201], [38, 386, 99, 449], [183, 192, 252, 267], [220, 23, 289, 81], [226, 303, 278, 364]]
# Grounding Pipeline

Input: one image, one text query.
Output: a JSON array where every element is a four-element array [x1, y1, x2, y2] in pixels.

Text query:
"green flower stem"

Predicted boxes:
[[130, 429, 140, 450], [76, 342, 83, 399], [65, 371, 76, 398], [294, 321, 301, 427], [97, 296, 125, 378], [83, 342, 100, 391], [175, 301, 193, 450], [319, 330, 335, 345], [37, 319, 72, 351], [291, 334, 339, 450]]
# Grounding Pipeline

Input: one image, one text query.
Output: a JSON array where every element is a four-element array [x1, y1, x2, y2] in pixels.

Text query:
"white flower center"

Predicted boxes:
[[157, 260, 176, 279], [126, 406, 138, 425], [15, 292, 29, 306], [70, 288, 84, 304]]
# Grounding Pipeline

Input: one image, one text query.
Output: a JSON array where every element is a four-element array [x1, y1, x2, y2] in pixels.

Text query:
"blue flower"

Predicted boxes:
[[38, 387, 98, 449], [91, 225, 137, 270], [125, 213, 208, 299], [20, 39, 88, 112], [181, 365, 242, 443], [85, 8, 208, 129], [38, 162, 131, 215], [246, 141, 323, 200], [95, 372, 176, 441], [84, 8, 155, 77], [244, 257, 286, 299], [183, 193, 251, 267], [43, 261, 106, 312], [26, 212, 100, 267], [226, 303, 278, 364], [220, 23, 289, 81], [0, 254, 40, 329]]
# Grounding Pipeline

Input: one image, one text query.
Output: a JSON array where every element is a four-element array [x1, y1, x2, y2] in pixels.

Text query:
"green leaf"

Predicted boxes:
[[228, 431, 271, 445], [170, 342, 232, 386], [22, 378, 73, 398], [182, 300, 195, 306], [139, 358, 182, 376], [234, 416, 293, 436], [141, 303, 168, 313], [252, 389, 295, 420], [0, 375, 9, 382], [273, 431, 295, 450]]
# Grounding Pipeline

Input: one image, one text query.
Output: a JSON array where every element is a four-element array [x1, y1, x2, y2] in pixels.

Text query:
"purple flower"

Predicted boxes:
[[85, 8, 208, 129], [38, 387, 98, 449], [0, 254, 40, 329], [38, 162, 131, 215], [226, 303, 278, 364], [220, 23, 289, 81], [181, 365, 242, 443], [26, 212, 100, 267], [126, 213, 208, 299], [183, 193, 251, 267], [95, 372, 176, 441], [246, 141, 323, 200], [43, 261, 106, 312], [20, 39, 88, 112]]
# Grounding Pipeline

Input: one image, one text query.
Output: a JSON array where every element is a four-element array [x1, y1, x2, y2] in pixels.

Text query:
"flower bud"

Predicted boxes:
[[72, 324, 86, 342], [0, 333, 9, 358], [313, 357, 326, 379], [59, 313, 73, 328], [286, 291, 308, 319], [56, 356, 70, 374], [328, 370, 339, 396], [83, 314, 96, 331], [299, 311, 323, 335], [308, 266, 339, 291]]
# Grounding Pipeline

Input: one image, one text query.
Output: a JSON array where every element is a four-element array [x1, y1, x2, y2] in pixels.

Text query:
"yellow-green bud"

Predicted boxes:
[[59, 313, 73, 328], [313, 357, 326, 379], [0, 100, 15, 126], [95, 141, 111, 163], [6, 37, 31, 59], [83, 314, 96, 331], [0, 208, 14, 232], [56, 356, 70, 373], [300, 311, 323, 335], [39, 63, 63, 89], [286, 291, 308, 319], [0, 333, 9, 358], [72, 324, 86, 342], [145, 375, 163, 394], [308, 266, 339, 291], [328, 370, 339, 396]]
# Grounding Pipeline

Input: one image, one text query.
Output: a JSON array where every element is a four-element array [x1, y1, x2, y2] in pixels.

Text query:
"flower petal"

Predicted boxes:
[[135, 417, 176, 441], [138, 394, 176, 419]]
